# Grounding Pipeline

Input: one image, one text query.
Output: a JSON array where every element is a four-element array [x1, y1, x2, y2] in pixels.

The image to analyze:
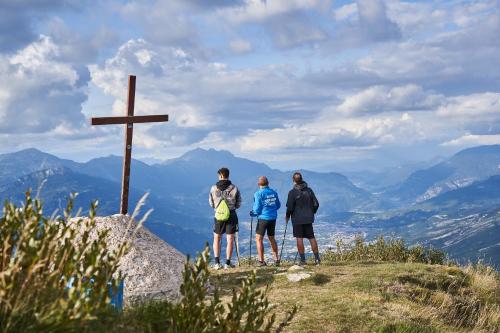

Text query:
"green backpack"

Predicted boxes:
[[215, 199, 230, 222], [214, 187, 233, 222]]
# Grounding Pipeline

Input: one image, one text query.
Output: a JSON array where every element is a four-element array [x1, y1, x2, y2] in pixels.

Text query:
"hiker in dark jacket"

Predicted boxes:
[[285, 172, 320, 265], [209, 167, 242, 270]]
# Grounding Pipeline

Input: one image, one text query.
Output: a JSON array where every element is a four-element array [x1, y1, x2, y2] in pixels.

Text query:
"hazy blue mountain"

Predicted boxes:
[[382, 145, 500, 206], [0, 147, 377, 256], [1, 146, 499, 264], [347, 175, 500, 265], [343, 157, 447, 192], [0, 166, 207, 254], [68, 148, 375, 221], [426, 175, 500, 207], [0, 147, 378, 215], [0, 148, 78, 185], [151, 148, 376, 218]]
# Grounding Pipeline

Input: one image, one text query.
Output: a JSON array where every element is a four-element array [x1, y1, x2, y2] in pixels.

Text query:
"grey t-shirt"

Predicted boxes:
[[209, 182, 242, 211]]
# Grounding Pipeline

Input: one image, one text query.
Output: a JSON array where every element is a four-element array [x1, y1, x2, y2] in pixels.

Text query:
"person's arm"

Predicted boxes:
[[252, 191, 262, 216], [310, 189, 319, 214], [275, 192, 281, 211], [209, 187, 215, 208], [235, 187, 242, 209], [285, 190, 294, 222]]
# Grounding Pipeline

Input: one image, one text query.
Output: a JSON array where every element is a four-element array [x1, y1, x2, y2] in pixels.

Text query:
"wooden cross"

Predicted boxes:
[[91, 75, 168, 215]]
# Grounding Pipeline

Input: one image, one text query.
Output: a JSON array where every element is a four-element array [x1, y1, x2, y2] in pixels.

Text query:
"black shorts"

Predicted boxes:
[[213, 210, 238, 235], [256, 219, 276, 236], [292, 223, 315, 239]]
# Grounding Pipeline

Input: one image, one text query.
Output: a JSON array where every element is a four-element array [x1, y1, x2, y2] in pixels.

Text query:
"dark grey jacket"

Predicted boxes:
[[285, 182, 319, 225]]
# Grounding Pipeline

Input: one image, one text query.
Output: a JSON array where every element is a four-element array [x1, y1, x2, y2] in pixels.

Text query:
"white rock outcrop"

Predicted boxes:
[[287, 272, 312, 282], [287, 265, 305, 272], [71, 214, 186, 305], [286, 265, 312, 282]]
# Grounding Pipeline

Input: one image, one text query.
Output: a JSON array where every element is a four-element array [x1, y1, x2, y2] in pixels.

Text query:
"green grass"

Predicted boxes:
[[212, 262, 499, 333]]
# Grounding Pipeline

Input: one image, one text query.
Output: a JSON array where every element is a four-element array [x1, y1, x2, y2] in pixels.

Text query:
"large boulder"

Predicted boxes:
[[71, 214, 186, 305]]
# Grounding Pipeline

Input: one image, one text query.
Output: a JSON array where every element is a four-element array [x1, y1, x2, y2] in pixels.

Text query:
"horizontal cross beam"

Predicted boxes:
[[91, 114, 169, 126]]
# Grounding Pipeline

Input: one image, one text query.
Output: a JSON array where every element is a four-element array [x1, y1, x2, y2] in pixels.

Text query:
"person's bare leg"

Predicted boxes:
[[213, 233, 221, 259], [309, 237, 319, 253], [296, 237, 305, 254], [256, 234, 264, 262], [309, 237, 320, 263], [296, 237, 306, 263], [268, 236, 278, 261], [226, 233, 234, 262]]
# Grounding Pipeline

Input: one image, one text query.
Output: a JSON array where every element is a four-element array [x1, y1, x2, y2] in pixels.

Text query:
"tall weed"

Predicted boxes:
[[0, 192, 127, 332], [323, 235, 446, 265]]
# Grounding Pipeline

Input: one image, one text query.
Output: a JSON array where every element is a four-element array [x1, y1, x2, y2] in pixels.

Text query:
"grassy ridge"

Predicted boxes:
[[212, 262, 499, 333]]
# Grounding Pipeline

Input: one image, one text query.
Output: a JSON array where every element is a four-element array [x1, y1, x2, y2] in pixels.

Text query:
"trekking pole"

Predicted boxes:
[[249, 215, 254, 266], [234, 231, 241, 267], [278, 221, 288, 265]]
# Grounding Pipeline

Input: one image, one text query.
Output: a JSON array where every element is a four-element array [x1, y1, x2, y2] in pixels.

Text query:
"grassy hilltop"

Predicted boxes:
[[1, 194, 498, 333], [213, 261, 499, 333]]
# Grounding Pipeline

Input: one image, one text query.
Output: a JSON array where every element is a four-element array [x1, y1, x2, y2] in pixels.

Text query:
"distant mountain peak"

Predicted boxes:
[[0, 148, 70, 171], [17, 147, 44, 154], [1, 147, 47, 158], [178, 148, 235, 161]]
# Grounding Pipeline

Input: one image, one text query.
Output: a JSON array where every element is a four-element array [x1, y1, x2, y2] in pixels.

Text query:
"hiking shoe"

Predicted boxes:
[[298, 260, 307, 266], [314, 259, 321, 266], [275, 259, 281, 266], [257, 261, 267, 267], [224, 263, 235, 269], [213, 263, 222, 270]]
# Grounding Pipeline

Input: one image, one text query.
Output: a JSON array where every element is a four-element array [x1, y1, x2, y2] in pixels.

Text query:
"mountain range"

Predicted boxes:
[[380, 145, 500, 206], [0, 145, 498, 265], [346, 174, 500, 265]]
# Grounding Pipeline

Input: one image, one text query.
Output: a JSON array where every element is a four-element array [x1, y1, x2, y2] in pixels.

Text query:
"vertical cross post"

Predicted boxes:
[[121, 75, 136, 215], [91, 75, 168, 215]]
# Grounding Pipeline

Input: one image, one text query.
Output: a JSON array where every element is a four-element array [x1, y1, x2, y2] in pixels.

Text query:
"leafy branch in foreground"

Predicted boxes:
[[0, 192, 128, 332]]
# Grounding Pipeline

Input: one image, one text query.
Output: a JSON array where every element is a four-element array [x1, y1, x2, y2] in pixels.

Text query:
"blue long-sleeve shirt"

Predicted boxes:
[[251, 186, 281, 220]]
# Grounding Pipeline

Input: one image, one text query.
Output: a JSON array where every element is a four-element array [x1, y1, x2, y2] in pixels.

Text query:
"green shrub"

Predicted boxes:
[[0, 192, 127, 332], [322, 236, 446, 265]]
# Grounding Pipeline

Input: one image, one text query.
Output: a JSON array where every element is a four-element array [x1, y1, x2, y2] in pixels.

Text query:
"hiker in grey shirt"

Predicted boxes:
[[209, 167, 242, 269]]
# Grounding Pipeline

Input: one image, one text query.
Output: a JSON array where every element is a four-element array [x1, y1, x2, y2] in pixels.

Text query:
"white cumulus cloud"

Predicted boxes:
[[0, 35, 88, 134], [336, 84, 443, 115]]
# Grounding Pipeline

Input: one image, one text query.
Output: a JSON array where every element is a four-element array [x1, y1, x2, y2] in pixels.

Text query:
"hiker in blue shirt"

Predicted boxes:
[[250, 176, 281, 266]]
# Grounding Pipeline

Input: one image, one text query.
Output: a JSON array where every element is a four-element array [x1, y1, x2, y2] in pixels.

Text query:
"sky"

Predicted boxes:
[[0, 0, 499, 172]]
